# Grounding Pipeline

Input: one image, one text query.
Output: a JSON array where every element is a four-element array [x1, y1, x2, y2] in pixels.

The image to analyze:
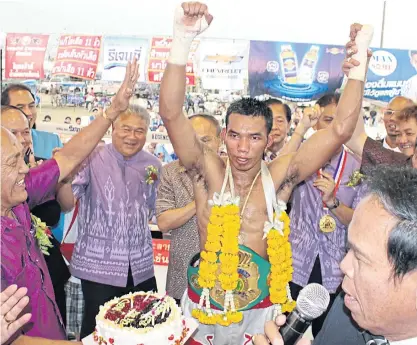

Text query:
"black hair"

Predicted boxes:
[[398, 105, 417, 123], [188, 113, 221, 136], [76, 117, 81, 121], [365, 165, 417, 278], [1, 83, 35, 106], [44, 115, 52, 120], [316, 93, 341, 108], [410, 50, 417, 58], [1, 105, 27, 117], [65, 117, 71, 121], [225, 98, 273, 135], [264, 98, 292, 123]]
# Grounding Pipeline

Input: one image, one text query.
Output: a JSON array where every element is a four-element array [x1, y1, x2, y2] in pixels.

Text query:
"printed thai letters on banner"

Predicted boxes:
[[102, 36, 148, 82], [147, 37, 198, 85], [152, 239, 170, 266], [52, 35, 102, 80], [5, 33, 49, 79]]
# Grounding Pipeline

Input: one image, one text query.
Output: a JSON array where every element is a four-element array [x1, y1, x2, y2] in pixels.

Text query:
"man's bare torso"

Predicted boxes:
[[193, 152, 293, 259]]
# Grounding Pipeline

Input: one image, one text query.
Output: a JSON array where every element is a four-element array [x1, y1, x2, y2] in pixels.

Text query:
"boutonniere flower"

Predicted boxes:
[[347, 170, 364, 187], [145, 165, 159, 185], [31, 214, 53, 255]]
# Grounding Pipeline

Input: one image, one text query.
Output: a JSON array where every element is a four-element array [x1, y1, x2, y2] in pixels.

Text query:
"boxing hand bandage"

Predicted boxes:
[[168, 6, 210, 65], [349, 25, 374, 81]]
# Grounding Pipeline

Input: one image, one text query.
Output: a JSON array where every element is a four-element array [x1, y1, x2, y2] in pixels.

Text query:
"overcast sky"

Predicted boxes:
[[0, 0, 416, 49]]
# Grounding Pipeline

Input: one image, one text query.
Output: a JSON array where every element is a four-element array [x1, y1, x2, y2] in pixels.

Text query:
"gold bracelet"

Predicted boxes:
[[102, 110, 114, 123]]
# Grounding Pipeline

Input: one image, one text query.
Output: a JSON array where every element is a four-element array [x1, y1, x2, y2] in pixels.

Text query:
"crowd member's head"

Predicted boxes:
[[64, 117, 71, 124], [341, 165, 417, 341], [112, 104, 149, 158], [189, 114, 221, 153], [315, 93, 340, 130], [147, 143, 156, 155], [224, 98, 273, 172], [1, 127, 30, 217], [1, 106, 32, 153], [158, 124, 166, 132], [410, 50, 417, 72], [264, 98, 292, 153], [383, 96, 414, 138], [76, 117, 81, 125], [394, 105, 417, 158], [1, 84, 37, 128], [43, 115, 51, 122]]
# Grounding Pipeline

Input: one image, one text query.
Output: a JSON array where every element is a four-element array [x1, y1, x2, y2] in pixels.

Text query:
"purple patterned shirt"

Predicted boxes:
[[290, 149, 363, 293], [1, 159, 66, 343], [70, 144, 162, 287]]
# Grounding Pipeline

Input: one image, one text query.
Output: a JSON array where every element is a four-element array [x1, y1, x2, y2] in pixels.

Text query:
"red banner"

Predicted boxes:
[[52, 35, 102, 80], [5, 33, 49, 79], [152, 239, 170, 266], [147, 37, 198, 85]]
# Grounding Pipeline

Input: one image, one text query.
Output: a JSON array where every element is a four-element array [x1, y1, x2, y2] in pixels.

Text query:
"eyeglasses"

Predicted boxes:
[[383, 109, 401, 117]]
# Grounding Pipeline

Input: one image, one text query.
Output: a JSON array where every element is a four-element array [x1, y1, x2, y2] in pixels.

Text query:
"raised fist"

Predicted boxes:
[[342, 23, 373, 77], [174, 2, 214, 39]]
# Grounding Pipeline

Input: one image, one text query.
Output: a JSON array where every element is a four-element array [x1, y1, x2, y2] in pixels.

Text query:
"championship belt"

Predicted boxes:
[[317, 148, 347, 233], [187, 244, 271, 311]]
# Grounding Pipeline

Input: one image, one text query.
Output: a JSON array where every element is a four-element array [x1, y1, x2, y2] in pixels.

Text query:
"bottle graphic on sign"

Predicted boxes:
[[279, 45, 298, 84], [297, 45, 320, 84]]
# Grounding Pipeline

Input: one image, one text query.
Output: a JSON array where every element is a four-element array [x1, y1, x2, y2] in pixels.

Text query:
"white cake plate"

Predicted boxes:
[[82, 318, 198, 345]]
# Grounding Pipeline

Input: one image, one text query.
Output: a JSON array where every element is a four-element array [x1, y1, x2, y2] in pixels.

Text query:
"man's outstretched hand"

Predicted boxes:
[[107, 58, 139, 120], [252, 314, 312, 345]]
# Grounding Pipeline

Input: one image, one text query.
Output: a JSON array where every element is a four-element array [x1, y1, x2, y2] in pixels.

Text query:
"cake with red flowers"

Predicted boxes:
[[93, 292, 188, 345]]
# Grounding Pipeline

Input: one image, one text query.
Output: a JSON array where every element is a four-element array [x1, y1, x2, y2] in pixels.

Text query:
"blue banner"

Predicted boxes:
[[249, 41, 345, 102], [365, 49, 417, 103]]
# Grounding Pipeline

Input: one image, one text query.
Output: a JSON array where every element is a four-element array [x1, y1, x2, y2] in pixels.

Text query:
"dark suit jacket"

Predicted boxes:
[[313, 292, 365, 345]]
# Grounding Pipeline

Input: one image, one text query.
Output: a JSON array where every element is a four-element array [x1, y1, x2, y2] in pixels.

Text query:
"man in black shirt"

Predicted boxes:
[[254, 165, 417, 345]]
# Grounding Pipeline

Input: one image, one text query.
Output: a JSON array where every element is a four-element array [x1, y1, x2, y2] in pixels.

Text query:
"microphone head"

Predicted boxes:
[[295, 283, 330, 321]]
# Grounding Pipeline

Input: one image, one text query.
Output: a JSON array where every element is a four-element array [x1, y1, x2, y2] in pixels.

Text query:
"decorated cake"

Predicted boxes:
[[93, 292, 189, 345]]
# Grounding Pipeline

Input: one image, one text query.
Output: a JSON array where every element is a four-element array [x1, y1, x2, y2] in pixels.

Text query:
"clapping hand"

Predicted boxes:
[[342, 23, 373, 77], [301, 105, 321, 129], [313, 171, 336, 205], [1, 285, 31, 345], [107, 59, 140, 120], [253, 314, 311, 345]]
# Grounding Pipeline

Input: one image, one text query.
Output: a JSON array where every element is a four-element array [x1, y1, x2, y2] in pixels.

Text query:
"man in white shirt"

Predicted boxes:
[[381, 96, 414, 152], [401, 51, 417, 103]]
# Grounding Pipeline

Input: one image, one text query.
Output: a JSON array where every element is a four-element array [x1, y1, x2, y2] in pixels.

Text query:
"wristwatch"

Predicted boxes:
[[327, 198, 340, 210]]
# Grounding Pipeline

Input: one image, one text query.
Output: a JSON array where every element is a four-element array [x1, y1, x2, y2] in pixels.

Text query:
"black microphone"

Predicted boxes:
[[279, 283, 330, 345]]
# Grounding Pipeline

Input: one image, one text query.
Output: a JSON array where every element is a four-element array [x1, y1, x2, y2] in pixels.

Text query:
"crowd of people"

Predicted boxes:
[[1, 3, 416, 345]]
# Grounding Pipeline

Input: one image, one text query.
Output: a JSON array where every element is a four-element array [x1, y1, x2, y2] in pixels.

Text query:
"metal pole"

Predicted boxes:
[[380, 0, 387, 48]]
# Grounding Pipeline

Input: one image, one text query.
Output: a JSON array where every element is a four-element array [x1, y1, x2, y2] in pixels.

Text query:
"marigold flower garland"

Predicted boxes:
[[192, 160, 295, 325], [192, 204, 243, 326], [193, 205, 295, 325], [266, 211, 296, 315]]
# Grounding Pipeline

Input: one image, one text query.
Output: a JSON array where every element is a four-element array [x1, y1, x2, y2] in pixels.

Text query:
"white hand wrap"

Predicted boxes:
[[349, 25, 374, 81], [168, 5, 209, 65]]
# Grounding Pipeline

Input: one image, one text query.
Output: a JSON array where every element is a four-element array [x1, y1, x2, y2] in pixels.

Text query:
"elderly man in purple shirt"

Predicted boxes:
[[68, 104, 162, 338], [0, 60, 139, 345]]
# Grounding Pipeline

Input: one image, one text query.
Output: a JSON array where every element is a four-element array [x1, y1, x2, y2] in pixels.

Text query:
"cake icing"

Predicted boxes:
[[94, 292, 189, 345]]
